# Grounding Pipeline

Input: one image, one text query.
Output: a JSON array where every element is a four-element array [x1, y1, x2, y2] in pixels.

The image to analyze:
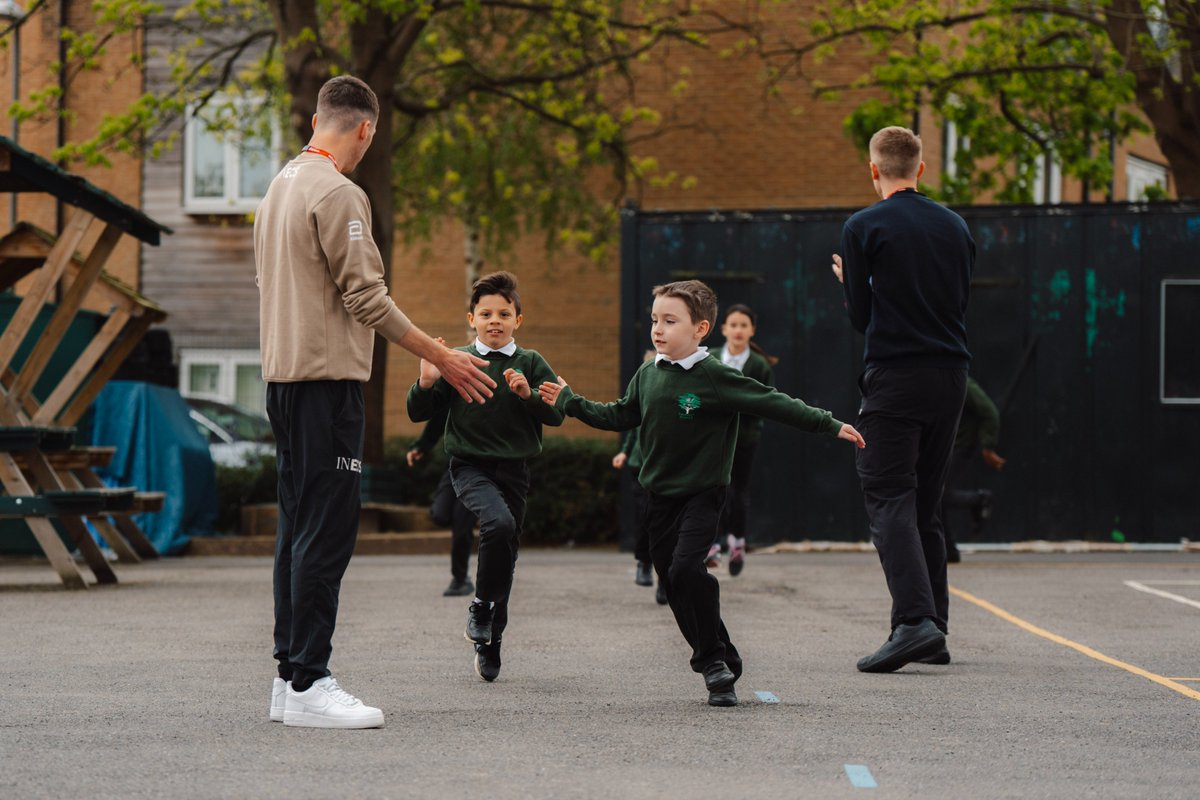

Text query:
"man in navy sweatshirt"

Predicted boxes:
[[831, 125, 974, 673]]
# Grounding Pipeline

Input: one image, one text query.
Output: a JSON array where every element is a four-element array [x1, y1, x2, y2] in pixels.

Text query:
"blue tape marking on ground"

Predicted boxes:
[[753, 690, 779, 704], [844, 764, 878, 789]]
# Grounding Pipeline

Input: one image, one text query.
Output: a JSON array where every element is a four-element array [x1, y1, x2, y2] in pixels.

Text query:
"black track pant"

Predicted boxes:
[[267, 380, 364, 692], [449, 456, 529, 642], [431, 468, 476, 582], [646, 486, 742, 678], [855, 366, 966, 634]]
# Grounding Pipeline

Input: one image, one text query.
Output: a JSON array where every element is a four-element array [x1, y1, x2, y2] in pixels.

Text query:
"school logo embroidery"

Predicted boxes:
[[282, 163, 300, 179], [348, 220, 364, 241], [677, 392, 701, 419], [336, 457, 362, 473]]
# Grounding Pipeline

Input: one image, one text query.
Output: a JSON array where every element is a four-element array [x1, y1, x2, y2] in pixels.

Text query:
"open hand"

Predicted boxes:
[[982, 448, 1006, 471], [838, 423, 866, 449], [405, 448, 424, 467], [437, 346, 495, 403], [831, 253, 845, 284], [538, 376, 567, 406]]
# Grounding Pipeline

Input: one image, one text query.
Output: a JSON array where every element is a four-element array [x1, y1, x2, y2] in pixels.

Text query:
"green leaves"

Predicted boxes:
[[770, 0, 1195, 200]]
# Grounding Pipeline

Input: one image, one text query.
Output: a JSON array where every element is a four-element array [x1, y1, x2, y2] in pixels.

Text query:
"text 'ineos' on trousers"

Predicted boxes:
[[266, 380, 364, 691], [855, 366, 967, 633]]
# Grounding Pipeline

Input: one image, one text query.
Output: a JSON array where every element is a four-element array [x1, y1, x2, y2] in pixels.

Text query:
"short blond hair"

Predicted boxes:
[[869, 126, 922, 180]]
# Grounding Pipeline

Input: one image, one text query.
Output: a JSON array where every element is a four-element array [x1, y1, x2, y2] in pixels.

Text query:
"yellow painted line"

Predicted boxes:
[[1167, 678, 1200, 682], [950, 585, 1200, 702]]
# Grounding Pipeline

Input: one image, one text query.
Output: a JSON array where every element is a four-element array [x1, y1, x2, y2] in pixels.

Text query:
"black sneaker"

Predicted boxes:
[[474, 640, 501, 682], [465, 601, 494, 645], [443, 578, 475, 597], [655, 583, 669, 605], [704, 661, 738, 707], [635, 560, 654, 587]]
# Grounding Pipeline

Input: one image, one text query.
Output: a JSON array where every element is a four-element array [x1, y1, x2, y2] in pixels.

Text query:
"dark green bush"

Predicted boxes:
[[214, 436, 619, 544], [213, 453, 278, 533]]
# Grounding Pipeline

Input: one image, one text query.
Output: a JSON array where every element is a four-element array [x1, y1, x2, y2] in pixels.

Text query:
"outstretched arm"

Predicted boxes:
[[539, 376, 641, 431]]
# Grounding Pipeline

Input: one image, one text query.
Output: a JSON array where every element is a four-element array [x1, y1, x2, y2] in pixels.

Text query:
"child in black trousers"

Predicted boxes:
[[540, 280, 864, 706], [408, 271, 564, 682], [407, 405, 477, 596]]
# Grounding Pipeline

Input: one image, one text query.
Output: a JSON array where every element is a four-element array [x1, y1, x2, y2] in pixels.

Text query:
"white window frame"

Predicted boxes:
[[183, 96, 282, 214], [942, 119, 969, 179], [1032, 153, 1062, 205], [1126, 155, 1169, 201], [1160, 279, 1200, 405], [179, 348, 266, 413]]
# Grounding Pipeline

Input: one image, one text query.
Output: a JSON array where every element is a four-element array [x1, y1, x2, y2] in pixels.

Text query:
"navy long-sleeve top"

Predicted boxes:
[[840, 189, 974, 368]]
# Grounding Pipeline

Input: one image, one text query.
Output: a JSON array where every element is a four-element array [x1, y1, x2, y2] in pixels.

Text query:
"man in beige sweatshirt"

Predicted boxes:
[[255, 75, 494, 730]]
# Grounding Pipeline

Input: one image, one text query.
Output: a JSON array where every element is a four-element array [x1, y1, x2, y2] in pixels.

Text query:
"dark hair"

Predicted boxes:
[[869, 126, 922, 180], [470, 270, 521, 314], [722, 302, 779, 366], [652, 280, 717, 339], [316, 76, 380, 132]]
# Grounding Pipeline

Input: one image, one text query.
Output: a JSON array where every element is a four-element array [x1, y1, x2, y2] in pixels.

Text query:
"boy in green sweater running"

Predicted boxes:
[[408, 271, 564, 682], [539, 280, 865, 706]]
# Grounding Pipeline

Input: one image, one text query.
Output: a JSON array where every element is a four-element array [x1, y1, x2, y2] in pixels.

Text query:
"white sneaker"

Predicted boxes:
[[270, 677, 288, 722], [283, 676, 385, 729]]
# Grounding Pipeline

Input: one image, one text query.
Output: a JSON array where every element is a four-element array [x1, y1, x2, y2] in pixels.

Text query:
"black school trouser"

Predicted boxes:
[[449, 456, 529, 642], [716, 440, 758, 545], [630, 477, 650, 564], [267, 380, 364, 692], [855, 366, 966, 634], [430, 467, 476, 583], [646, 486, 742, 678]]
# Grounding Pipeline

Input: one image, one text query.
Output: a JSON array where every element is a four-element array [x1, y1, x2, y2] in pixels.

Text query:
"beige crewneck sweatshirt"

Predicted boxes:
[[254, 153, 412, 382]]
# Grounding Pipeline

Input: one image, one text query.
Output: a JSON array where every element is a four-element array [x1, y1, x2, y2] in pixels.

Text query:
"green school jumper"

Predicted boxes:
[[712, 346, 774, 449], [556, 354, 843, 497], [407, 345, 564, 458]]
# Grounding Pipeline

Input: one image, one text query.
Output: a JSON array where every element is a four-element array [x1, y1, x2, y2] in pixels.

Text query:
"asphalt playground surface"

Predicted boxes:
[[2, 548, 1199, 799]]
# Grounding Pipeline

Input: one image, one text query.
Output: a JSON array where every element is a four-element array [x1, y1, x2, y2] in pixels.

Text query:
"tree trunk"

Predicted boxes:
[[355, 82, 397, 465]]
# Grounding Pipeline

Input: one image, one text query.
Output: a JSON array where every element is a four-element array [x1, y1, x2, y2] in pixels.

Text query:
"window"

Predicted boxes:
[[942, 119, 968, 179], [1032, 153, 1062, 205], [184, 97, 281, 214], [179, 349, 266, 414], [1160, 280, 1200, 404], [1126, 155, 1168, 201]]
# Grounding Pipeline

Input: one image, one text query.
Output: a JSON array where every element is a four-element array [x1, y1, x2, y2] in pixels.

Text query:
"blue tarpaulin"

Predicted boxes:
[[91, 381, 217, 554]]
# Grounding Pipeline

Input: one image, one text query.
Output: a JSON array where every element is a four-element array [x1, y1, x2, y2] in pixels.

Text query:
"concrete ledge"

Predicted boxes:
[[759, 539, 1200, 554], [185, 530, 452, 557], [240, 502, 432, 537]]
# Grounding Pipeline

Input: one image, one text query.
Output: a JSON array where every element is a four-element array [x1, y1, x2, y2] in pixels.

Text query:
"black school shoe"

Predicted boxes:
[[916, 646, 951, 665], [856, 618, 945, 673], [474, 641, 502, 682], [704, 661, 738, 707], [635, 560, 654, 587], [655, 583, 669, 605], [444, 578, 475, 597], [465, 601, 494, 645]]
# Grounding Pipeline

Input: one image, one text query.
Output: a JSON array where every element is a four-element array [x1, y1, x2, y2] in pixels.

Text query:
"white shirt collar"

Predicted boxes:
[[721, 346, 751, 372], [655, 346, 709, 370], [473, 338, 517, 356]]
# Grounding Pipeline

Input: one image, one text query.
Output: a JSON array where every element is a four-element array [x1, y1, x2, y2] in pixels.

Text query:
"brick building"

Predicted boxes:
[[0, 1, 1177, 445]]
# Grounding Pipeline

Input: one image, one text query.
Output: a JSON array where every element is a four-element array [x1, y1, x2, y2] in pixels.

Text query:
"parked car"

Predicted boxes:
[[186, 398, 275, 466]]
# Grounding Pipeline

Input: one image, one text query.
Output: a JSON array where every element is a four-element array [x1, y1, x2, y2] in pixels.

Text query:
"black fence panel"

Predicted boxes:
[[619, 202, 1200, 543]]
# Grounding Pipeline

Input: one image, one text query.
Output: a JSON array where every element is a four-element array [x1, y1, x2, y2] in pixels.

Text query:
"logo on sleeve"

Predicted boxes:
[[348, 220, 364, 241], [677, 393, 701, 419]]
